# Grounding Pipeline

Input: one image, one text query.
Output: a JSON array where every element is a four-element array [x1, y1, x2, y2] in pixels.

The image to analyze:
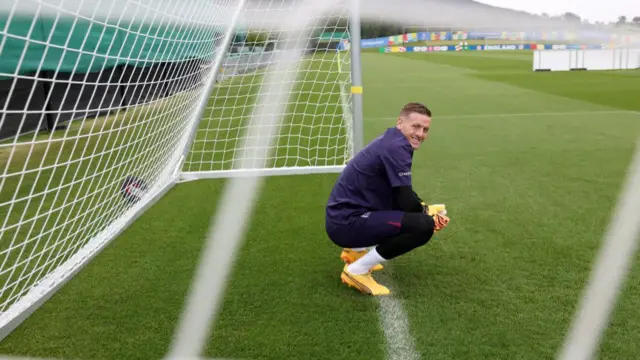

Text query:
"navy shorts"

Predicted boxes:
[[326, 210, 405, 248]]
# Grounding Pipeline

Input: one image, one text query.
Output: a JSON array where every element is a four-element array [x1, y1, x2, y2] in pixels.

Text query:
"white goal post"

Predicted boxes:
[[0, 0, 362, 340]]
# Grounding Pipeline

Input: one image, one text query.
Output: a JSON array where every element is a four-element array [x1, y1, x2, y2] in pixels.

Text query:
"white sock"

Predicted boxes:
[[347, 248, 386, 275], [349, 247, 368, 252]]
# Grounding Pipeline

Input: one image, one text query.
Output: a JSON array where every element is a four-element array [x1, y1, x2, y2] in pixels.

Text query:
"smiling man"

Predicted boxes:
[[325, 102, 450, 296]]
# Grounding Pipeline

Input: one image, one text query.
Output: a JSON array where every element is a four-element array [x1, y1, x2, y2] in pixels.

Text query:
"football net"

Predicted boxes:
[[0, 0, 356, 338], [180, 3, 354, 180]]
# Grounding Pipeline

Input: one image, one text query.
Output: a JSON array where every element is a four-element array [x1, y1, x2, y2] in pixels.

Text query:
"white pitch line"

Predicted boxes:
[[376, 273, 421, 360], [558, 138, 640, 360], [366, 109, 638, 121]]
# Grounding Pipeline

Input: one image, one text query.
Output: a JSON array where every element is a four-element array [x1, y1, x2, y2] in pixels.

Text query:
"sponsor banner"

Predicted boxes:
[[541, 31, 560, 40], [468, 31, 502, 39], [452, 31, 468, 40], [500, 31, 523, 40], [385, 46, 406, 53], [362, 30, 638, 46], [384, 43, 606, 53], [417, 32, 430, 41], [404, 33, 419, 43], [482, 44, 523, 51], [361, 37, 388, 48], [415, 31, 451, 41], [388, 35, 404, 45], [408, 45, 454, 52], [543, 44, 602, 50], [429, 32, 452, 41]]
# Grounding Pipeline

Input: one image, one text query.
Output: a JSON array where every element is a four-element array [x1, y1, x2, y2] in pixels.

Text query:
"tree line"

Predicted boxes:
[[545, 12, 640, 28]]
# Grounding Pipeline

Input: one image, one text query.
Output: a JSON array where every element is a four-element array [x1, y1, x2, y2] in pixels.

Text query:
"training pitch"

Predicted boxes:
[[1, 50, 639, 360]]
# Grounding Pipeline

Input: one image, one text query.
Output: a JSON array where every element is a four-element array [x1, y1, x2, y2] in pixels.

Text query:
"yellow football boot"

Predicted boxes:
[[340, 248, 384, 271], [340, 265, 390, 296]]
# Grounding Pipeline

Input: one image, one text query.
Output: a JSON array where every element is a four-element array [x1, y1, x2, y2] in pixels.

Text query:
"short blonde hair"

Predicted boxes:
[[399, 102, 432, 118]]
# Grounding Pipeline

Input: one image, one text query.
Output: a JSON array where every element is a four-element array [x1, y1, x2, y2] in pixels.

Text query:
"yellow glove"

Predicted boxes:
[[432, 213, 450, 232], [421, 203, 449, 232], [421, 203, 447, 216]]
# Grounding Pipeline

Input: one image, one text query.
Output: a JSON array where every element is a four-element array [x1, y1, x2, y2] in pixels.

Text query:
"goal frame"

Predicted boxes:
[[177, 1, 364, 183], [0, 0, 364, 342]]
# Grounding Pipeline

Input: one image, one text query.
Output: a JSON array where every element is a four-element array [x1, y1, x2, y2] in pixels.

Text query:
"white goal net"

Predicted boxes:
[[0, 0, 356, 339], [180, 1, 355, 180]]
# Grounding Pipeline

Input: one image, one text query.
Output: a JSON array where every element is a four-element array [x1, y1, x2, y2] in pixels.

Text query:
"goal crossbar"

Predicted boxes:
[[179, 165, 346, 182]]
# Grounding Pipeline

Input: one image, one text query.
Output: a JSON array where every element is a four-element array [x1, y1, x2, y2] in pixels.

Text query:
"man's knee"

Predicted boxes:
[[402, 213, 435, 246], [375, 213, 435, 260]]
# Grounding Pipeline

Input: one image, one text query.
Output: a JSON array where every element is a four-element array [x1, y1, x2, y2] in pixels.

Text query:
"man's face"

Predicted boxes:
[[396, 112, 431, 149]]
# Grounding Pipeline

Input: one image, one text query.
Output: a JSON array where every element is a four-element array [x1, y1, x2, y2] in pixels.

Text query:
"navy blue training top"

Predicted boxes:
[[326, 127, 413, 223]]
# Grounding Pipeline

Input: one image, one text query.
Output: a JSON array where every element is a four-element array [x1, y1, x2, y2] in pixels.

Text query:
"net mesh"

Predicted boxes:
[[182, 2, 353, 175], [0, 0, 352, 329]]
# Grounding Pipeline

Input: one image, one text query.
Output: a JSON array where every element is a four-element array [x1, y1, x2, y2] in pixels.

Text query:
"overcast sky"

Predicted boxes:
[[476, 0, 639, 23]]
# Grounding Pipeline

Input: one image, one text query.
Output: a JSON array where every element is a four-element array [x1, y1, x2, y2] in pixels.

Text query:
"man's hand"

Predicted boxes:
[[421, 202, 450, 232], [432, 213, 450, 232], [421, 203, 447, 216]]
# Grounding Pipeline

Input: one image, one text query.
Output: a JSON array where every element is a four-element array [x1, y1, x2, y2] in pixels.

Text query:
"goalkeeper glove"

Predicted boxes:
[[432, 213, 450, 232], [421, 202, 450, 232], [421, 203, 447, 216]]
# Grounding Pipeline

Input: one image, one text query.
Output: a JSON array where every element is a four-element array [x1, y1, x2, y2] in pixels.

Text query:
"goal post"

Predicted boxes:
[[0, 0, 362, 340]]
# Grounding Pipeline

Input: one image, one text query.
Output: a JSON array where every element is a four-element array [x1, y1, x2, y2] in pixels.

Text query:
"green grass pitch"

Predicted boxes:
[[1, 50, 640, 360]]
